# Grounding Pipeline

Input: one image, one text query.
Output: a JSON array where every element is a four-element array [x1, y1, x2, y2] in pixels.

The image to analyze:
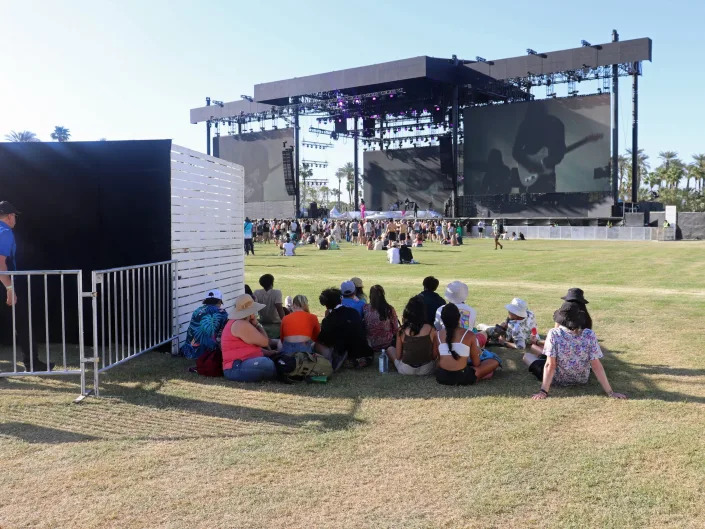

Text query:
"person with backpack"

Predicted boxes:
[[179, 289, 229, 360], [222, 294, 278, 382]]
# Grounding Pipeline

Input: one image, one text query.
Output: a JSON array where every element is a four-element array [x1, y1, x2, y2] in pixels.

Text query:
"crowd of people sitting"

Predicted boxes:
[[179, 276, 625, 399], [244, 216, 526, 256]]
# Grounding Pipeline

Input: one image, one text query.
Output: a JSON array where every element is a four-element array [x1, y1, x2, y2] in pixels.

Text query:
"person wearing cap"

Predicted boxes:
[[221, 294, 278, 382], [351, 277, 367, 303], [244, 217, 255, 256], [0, 201, 54, 372], [316, 287, 373, 369], [523, 297, 626, 400], [434, 281, 477, 332], [340, 280, 365, 317], [179, 289, 229, 360], [491, 298, 537, 350]]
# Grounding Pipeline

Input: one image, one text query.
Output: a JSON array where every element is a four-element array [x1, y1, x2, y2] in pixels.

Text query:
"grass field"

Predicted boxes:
[[2, 238, 705, 528]]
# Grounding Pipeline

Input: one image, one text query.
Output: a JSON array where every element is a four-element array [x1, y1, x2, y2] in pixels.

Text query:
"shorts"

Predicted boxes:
[[478, 228, 484, 233], [388, 232, 397, 241], [352, 231, 358, 237], [280, 340, 313, 355], [394, 359, 435, 376], [399, 233, 407, 241], [528, 354, 547, 380], [436, 366, 477, 386]]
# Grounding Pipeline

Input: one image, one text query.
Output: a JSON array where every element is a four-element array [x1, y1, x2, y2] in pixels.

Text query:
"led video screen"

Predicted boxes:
[[215, 128, 295, 203], [463, 94, 611, 195], [363, 146, 453, 211]]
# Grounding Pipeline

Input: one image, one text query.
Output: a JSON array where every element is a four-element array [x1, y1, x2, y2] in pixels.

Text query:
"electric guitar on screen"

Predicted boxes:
[[517, 133, 604, 189]]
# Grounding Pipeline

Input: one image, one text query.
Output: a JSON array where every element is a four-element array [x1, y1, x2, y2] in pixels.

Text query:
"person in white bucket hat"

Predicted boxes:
[[498, 298, 537, 350], [433, 281, 477, 332]]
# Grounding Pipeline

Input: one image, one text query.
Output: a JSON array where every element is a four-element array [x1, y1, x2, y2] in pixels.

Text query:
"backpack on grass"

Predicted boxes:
[[196, 348, 224, 377], [274, 352, 333, 382]]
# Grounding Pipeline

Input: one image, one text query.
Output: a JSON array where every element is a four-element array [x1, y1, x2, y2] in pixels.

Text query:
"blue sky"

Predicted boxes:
[[2, 0, 703, 187]]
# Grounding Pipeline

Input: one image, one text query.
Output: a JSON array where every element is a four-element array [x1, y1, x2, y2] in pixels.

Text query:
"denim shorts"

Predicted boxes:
[[280, 340, 313, 355]]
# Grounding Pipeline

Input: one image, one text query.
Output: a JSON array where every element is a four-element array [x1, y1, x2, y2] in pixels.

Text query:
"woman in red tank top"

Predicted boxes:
[[222, 294, 277, 382]]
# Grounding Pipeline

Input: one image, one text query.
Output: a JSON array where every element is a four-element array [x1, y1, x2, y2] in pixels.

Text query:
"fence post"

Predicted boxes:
[[77, 270, 86, 397], [172, 260, 179, 354], [91, 271, 101, 397]]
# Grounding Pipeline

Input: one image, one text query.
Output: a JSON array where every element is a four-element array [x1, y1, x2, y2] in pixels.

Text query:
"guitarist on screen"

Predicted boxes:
[[512, 103, 603, 192]]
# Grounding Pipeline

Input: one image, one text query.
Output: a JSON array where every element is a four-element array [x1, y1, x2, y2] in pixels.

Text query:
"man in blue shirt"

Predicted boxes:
[[244, 217, 255, 256], [340, 280, 365, 317], [0, 201, 53, 371]]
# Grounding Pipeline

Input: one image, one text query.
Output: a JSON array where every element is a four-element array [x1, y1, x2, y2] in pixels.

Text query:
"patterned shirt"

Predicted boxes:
[[179, 304, 229, 359], [506, 310, 537, 349], [544, 326, 603, 385], [363, 305, 399, 351]]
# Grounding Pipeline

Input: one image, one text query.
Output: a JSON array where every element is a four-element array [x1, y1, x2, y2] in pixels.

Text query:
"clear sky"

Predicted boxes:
[[2, 0, 703, 188]]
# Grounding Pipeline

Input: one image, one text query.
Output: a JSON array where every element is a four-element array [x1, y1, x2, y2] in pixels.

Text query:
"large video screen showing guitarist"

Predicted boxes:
[[464, 94, 610, 195]]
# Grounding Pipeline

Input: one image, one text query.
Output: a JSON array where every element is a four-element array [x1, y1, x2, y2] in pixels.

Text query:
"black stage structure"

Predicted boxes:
[[190, 33, 652, 218]]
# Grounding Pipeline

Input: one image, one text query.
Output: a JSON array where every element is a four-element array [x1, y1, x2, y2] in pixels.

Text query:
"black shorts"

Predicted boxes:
[[528, 354, 547, 380], [435, 366, 477, 386], [388, 232, 397, 241], [352, 231, 358, 237], [478, 227, 484, 233], [399, 233, 407, 241]]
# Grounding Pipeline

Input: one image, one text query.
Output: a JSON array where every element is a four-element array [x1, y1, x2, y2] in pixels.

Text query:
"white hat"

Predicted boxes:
[[505, 298, 528, 318], [204, 289, 223, 302], [444, 281, 469, 305]]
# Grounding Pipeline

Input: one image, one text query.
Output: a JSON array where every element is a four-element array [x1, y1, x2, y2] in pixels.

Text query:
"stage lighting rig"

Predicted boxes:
[[240, 95, 254, 102], [475, 56, 487, 62], [581, 40, 592, 47]]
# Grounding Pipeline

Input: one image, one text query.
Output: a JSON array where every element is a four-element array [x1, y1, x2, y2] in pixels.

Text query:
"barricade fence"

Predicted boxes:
[[0, 270, 88, 392], [90, 260, 178, 397], [1, 261, 179, 400]]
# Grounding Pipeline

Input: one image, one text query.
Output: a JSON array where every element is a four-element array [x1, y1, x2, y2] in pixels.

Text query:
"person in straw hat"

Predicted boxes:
[[221, 294, 278, 382]]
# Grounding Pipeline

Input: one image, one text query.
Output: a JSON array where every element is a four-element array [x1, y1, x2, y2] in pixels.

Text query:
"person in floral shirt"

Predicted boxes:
[[179, 289, 229, 360], [522, 299, 626, 400], [363, 285, 399, 352], [496, 298, 536, 350]]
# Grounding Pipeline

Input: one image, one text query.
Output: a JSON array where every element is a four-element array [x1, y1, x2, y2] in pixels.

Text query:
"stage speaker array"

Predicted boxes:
[[362, 118, 375, 138], [335, 117, 348, 134], [282, 146, 296, 196]]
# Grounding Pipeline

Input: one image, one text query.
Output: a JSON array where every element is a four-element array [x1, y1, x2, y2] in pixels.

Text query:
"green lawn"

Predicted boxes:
[[2, 239, 705, 529]]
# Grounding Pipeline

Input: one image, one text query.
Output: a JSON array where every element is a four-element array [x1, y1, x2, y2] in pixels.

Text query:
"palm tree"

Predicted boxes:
[[692, 154, 705, 192], [50, 126, 71, 142], [335, 162, 354, 210], [624, 148, 650, 199], [5, 130, 39, 142], [617, 154, 629, 194], [299, 165, 313, 205], [319, 185, 330, 207]]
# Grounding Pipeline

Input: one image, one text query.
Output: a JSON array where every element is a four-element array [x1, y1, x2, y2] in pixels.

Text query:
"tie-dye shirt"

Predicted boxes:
[[434, 302, 477, 332]]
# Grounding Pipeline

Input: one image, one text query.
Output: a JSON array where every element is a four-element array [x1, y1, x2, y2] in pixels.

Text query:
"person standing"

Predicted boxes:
[[477, 219, 485, 238], [244, 217, 255, 256], [0, 201, 54, 371]]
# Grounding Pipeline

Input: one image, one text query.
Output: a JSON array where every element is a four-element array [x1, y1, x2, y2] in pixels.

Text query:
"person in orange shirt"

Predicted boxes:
[[279, 295, 320, 355]]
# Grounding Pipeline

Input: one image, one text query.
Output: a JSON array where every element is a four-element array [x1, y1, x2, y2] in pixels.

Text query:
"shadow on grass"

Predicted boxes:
[[0, 422, 100, 444]]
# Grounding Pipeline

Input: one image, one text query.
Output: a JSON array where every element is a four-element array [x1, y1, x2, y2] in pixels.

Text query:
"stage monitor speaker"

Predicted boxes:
[[282, 147, 296, 196], [334, 117, 348, 134], [432, 106, 445, 124], [439, 136, 453, 175], [309, 202, 318, 218], [362, 118, 375, 138]]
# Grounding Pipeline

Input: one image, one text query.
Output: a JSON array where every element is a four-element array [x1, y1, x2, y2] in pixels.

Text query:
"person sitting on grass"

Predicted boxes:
[[418, 276, 445, 326], [315, 287, 373, 370], [386, 295, 437, 376], [363, 285, 399, 354], [328, 236, 340, 250], [254, 273, 286, 339], [341, 280, 365, 317], [351, 277, 368, 303], [279, 295, 320, 355], [523, 300, 626, 400], [373, 236, 385, 251], [435, 304, 501, 386], [179, 288, 229, 360], [318, 235, 329, 250], [222, 294, 278, 382], [434, 281, 477, 332], [477, 298, 536, 350], [280, 236, 296, 256], [412, 232, 424, 247]]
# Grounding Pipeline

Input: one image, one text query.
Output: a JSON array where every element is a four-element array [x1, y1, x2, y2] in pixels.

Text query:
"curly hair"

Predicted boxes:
[[319, 288, 342, 310], [399, 295, 426, 337]]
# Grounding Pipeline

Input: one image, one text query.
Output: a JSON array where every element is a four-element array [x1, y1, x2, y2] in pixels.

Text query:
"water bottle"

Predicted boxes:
[[379, 349, 388, 374]]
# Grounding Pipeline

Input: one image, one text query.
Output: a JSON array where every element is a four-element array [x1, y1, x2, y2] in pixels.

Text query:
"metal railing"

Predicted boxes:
[[0, 270, 88, 393], [89, 260, 178, 396]]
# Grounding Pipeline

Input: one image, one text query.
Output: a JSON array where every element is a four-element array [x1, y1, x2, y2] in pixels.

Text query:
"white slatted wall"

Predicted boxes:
[[171, 145, 244, 341]]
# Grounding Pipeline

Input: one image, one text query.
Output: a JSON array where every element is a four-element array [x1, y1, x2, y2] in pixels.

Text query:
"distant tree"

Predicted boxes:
[[623, 149, 650, 200], [319, 185, 331, 207], [50, 126, 71, 142], [299, 165, 313, 205], [5, 130, 39, 142], [335, 162, 354, 210], [690, 154, 705, 192]]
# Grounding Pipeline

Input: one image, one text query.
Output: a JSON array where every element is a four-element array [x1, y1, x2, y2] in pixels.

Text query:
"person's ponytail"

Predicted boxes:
[[440, 304, 461, 360]]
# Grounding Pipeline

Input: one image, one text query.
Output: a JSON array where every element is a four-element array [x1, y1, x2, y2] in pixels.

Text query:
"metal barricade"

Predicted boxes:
[[89, 260, 178, 397], [0, 270, 90, 396]]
